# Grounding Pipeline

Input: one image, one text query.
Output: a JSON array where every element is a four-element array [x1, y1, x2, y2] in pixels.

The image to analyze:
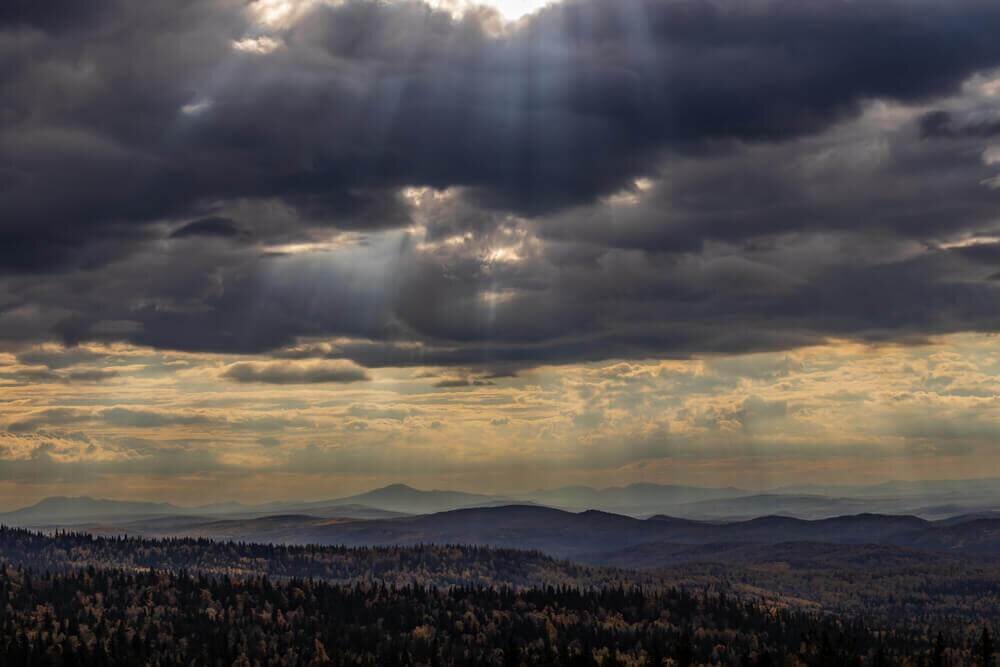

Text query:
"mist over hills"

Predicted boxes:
[[4, 480, 1000, 617], [5, 478, 1000, 528], [321, 483, 510, 515], [8, 502, 1000, 568], [773, 478, 1000, 498], [519, 483, 746, 514], [223, 506, 978, 562], [0, 495, 409, 525], [1, 496, 184, 524], [0, 484, 491, 527]]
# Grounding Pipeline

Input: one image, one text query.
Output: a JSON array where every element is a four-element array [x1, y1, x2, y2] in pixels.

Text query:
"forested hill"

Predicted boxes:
[[1, 560, 987, 666], [2, 527, 1000, 665], [0, 527, 634, 590]]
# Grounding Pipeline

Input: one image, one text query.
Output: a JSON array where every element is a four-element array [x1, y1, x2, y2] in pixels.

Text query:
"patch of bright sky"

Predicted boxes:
[[3, 333, 1000, 508], [431, 0, 552, 21], [247, 0, 552, 29]]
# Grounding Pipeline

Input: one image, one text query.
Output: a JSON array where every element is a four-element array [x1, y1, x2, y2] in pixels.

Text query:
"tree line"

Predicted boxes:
[[0, 527, 996, 665]]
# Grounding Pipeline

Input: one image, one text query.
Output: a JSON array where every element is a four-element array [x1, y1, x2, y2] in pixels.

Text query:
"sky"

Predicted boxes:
[[3, 0, 1000, 508]]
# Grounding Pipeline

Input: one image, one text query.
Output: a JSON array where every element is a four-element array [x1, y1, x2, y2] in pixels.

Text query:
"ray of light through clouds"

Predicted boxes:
[[248, 0, 552, 27], [3, 0, 1000, 507]]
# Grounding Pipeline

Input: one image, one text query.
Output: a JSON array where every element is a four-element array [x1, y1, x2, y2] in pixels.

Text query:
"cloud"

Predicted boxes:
[[346, 405, 419, 422], [257, 436, 281, 448], [0, 367, 119, 385], [919, 109, 1000, 139], [169, 217, 247, 240], [2, 0, 1000, 376], [16, 347, 105, 369], [6, 0, 1000, 266], [433, 377, 495, 388], [6, 408, 89, 434], [5, 406, 217, 432], [65, 369, 120, 383], [0, 442, 229, 483], [221, 360, 370, 384], [0, 0, 115, 34], [98, 408, 213, 428], [4, 334, 1000, 493]]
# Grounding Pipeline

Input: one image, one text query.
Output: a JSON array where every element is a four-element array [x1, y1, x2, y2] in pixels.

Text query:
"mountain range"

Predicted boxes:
[[3, 480, 1000, 570], [4, 478, 1000, 527], [7, 499, 1000, 568], [7, 503, 999, 568]]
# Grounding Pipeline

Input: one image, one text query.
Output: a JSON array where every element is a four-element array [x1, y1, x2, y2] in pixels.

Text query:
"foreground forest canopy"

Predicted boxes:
[[4, 527, 1000, 624], [1, 529, 998, 665], [4, 560, 996, 666]]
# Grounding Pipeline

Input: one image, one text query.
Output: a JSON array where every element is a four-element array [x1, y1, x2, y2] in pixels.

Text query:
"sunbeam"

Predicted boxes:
[[430, 0, 554, 20]]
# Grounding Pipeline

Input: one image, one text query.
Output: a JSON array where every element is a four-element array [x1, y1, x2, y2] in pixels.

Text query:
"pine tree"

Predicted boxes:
[[980, 627, 994, 667], [932, 632, 946, 667]]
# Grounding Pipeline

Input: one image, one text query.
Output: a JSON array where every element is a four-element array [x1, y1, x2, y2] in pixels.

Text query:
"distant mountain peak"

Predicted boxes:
[[36, 496, 94, 504], [32, 496, 75, 505], [378, 483, 419, 492]]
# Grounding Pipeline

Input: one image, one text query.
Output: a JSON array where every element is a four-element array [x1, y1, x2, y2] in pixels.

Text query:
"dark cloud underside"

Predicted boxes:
[[2, 0, 1000, 368]]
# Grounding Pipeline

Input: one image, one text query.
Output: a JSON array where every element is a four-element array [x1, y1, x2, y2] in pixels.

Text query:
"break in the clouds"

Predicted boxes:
[[2, 0, 1000, 502], [1, 336, 1000, 507]]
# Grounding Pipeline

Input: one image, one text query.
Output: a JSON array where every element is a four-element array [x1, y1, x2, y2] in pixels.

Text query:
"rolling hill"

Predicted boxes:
[[52, 503, 1000, 566]]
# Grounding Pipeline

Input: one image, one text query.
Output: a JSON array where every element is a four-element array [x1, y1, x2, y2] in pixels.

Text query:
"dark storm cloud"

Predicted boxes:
[[4, 0, 1000, 366], [313, 326, 822, 369], [6, 0, 1000, 250], [0, 0, 115, 33], [170, 217, 246, 240], [919, 109, 1000, 139], [541, 114, 1000, 251], [953, 243, 1000, 270], [222, 361, 371, 384]]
